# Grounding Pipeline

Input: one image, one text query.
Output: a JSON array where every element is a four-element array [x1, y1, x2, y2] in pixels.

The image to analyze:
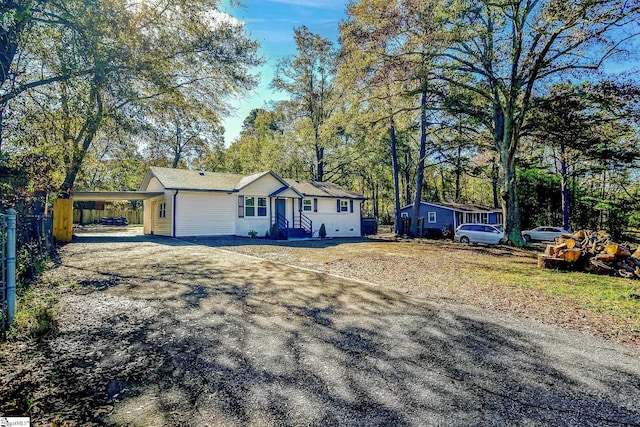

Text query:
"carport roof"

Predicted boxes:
[[71, 191, 164, 201]]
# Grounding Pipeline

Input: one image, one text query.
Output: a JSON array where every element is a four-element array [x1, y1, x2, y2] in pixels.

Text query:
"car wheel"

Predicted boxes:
[[460, 236, 470, 244], [523, 234, 531, 242]]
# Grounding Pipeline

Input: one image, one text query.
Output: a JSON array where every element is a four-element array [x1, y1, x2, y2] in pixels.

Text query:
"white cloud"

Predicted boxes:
[[204, 9, 244, 29]]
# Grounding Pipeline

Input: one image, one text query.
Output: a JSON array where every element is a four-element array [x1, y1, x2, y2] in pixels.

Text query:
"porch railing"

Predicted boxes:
[[276, 213, 289, 239], [300, 213, 312, 236]]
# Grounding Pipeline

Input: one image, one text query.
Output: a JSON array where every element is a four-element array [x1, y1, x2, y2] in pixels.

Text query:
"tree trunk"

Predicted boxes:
[[404, 152, 411, 205], [410, 87, 428, 237], [560, 143, 570, 231], [390, 116, 401, 234], [172, 122, 181, 168], [499, 116, 524, 247], [454, 146, 462, 202], [491, 158, 499, 208], [59, 82, 104, 197]]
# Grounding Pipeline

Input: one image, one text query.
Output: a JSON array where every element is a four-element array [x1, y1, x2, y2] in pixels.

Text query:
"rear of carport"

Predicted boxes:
[[53, 191, 163, 242]]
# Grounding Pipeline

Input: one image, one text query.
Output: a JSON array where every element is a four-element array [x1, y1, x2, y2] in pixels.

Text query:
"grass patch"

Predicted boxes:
[[8, 287, 57, 339]]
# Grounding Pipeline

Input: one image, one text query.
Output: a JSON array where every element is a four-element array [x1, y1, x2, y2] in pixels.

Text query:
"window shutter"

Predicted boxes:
[[238, 195, 244, 218], [336, 199, 340, 212], [298, 198, 302, 212], [313, 198, 318, 212], [350, 200, 354, 213]]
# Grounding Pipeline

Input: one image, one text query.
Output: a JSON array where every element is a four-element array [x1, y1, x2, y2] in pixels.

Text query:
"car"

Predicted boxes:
[[521, 226, 570, 242], [454, 223, 504, 244]]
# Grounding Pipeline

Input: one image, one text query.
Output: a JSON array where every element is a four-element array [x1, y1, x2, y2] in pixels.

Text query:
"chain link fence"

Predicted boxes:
[[1, 210, 53, 330]]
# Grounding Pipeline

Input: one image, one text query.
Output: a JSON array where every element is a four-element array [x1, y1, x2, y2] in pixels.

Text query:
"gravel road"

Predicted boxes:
[[2, 231, 640, 426]]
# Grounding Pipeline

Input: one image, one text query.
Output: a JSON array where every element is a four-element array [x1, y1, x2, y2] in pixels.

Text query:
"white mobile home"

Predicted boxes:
[[139, 167, 365, 238]]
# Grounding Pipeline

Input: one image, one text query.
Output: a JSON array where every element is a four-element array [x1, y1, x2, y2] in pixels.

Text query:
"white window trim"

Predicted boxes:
[[340, 200, 348, 212], [428, 211, 436, 223], [245, 196, 267, 217], [303, 199, 312, 212]]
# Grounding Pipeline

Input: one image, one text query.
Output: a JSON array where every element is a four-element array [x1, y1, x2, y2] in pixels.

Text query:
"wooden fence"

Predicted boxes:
[[73, 209, 143, 225]]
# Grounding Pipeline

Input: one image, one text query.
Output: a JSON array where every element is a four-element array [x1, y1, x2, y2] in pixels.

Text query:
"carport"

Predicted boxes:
[[53, 191, 163, 242]]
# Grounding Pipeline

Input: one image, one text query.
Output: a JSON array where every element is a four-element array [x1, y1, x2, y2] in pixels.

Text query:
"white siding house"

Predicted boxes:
[[139, 167, 365, 238]]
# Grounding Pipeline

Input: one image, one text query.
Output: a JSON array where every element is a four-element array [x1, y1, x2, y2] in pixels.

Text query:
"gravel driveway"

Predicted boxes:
[[3, 231, 640, 426]]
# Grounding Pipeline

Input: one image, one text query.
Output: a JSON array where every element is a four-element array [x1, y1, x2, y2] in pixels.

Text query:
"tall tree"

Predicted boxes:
[[272, 26, 336, 182], [2, 0, 260, 195], [443, 0, 640, 246], [340, 0, 445, 236]]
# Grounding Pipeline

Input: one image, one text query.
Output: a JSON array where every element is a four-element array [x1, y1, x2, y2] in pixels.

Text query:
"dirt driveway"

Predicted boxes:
[[2, 232, 640, 426]]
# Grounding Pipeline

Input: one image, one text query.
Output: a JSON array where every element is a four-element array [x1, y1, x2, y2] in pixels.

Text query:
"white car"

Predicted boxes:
[[521, 226, 570, 242], [454, 223, 504, 244]]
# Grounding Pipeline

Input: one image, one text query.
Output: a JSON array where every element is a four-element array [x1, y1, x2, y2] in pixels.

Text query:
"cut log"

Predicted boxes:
[[564, 238, 579, 249], [595, 253, 616, 263], [604, 243, 631, 257], [631, 247, 640, 260], [572, 230, 587, 240], [619, 269, 635, 279], [589, 259, 614, 275], [560, 249, 581, 263], [538, 254, 570, 270]]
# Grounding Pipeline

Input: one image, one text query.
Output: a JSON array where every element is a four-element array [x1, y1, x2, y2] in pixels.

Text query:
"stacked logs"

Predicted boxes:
[[537, 230, 640, 279]]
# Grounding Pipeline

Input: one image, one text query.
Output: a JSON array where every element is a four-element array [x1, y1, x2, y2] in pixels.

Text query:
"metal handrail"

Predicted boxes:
[[300, 213, 312, 236]]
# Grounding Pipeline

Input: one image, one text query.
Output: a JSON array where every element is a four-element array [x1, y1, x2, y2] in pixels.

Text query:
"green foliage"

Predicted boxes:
[[2, 0, 261, 196], [270, 223, 280, 240], [517, 168, 562, 229], [248, 229, 258, 238], [319, 223, 327, 238], [8, 288, 57, 339]]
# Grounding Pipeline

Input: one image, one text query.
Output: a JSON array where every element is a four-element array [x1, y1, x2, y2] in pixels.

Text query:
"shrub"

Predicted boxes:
[[319, 223, 327, 238], [270, 223, 280, 239], [248, 229, 258, 238]]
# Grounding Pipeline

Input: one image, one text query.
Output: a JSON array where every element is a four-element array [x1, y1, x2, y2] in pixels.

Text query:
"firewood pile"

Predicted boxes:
[[538, 230, 640, 279]]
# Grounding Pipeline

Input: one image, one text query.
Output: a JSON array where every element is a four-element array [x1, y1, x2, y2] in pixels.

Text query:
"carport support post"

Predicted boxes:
[[6, 209, 16, 325], [53, 198, 73, 242]]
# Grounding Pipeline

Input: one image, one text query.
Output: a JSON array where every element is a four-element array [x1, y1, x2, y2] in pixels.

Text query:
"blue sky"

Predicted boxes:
[[220, 0, 349, 144]]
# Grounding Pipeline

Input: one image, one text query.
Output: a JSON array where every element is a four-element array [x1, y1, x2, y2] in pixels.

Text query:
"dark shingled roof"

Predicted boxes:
[[147, 167, 246, 191], [401, 201, 501, 212], [143, 167, 364, 199], [286, 179, 365, 199]]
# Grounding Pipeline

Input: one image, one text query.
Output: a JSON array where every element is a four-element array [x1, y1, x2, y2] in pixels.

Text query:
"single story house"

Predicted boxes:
[[399, 201, 503, 236], [139, 166, 365, 238]]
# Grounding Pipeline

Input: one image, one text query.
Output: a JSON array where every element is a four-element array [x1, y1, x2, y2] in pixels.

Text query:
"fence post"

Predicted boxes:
[[6, 208, 16, 326]]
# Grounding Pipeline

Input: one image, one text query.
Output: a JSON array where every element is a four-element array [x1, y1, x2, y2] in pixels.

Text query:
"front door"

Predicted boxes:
[[275, 199, 286, 225]]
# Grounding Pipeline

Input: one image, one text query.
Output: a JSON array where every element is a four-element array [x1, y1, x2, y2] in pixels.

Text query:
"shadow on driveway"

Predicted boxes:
[[22, 238, 640, 426]]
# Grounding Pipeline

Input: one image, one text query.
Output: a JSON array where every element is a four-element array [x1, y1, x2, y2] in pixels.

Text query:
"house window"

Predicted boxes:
[[245, 197, 267, 217], [401, 212, 409, 218], [303, 199, 312, 212], [245, 197, 255, 217], [428, 211, 436, 223], [257, 197, 267, 217], [340, 200, 348, 212], [159, 202, 166, 218]]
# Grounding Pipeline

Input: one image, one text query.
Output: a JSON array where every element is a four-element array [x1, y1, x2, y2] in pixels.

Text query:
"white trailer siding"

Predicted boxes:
[[174, 191, 236, 237]]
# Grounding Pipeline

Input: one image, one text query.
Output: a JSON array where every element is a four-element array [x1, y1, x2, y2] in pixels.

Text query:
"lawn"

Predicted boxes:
[[214, 235, 640, 350]]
